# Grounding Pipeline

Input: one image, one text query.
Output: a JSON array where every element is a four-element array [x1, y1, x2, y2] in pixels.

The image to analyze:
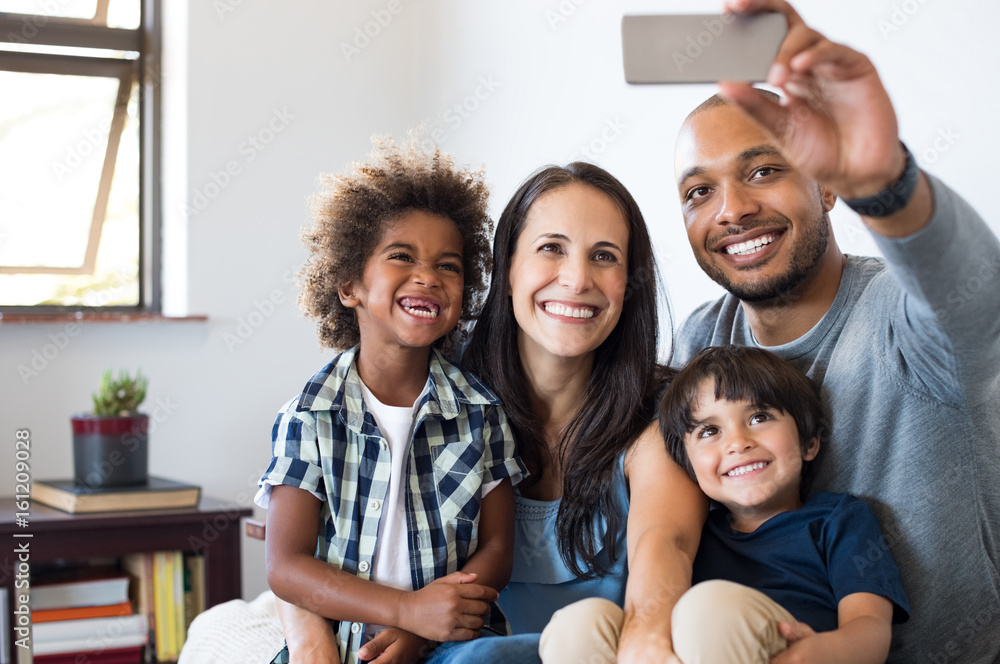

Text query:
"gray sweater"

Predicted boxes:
[[674, 175, 1000, 664]]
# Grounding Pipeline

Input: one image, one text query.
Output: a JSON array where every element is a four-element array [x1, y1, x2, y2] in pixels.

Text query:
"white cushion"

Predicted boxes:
[[179, 590, 284, 664]]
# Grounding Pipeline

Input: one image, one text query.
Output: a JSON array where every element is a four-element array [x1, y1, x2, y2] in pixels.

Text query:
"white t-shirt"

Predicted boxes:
[[360, 379, 501, 638]]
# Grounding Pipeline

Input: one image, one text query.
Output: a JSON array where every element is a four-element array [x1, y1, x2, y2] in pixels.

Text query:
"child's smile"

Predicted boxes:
[[684, 379, 819, 533], [342, 210, 465, 353], [723, 460, 769, 478], [399, 296, 442, 319]]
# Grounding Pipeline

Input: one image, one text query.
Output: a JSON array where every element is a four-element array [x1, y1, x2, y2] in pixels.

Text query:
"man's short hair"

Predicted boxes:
[[686, 88, 782, 122]]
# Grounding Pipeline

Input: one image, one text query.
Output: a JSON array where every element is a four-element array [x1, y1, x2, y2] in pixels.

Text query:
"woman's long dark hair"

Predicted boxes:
[[465, 162, 671, 578]]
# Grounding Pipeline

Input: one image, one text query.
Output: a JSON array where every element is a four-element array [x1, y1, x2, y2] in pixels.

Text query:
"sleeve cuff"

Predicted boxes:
[[254, 479, 326, 509], [483, 456, 528, 487], [871, 172, 956, 269]]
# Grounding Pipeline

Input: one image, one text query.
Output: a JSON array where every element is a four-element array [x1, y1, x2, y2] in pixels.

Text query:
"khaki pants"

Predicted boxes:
[[539, 580, 796, 664]]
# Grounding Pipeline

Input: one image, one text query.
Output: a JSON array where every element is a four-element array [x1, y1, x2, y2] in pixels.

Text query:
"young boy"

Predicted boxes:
[[255, 139, 525, 664], [659, 345, 910, 664]]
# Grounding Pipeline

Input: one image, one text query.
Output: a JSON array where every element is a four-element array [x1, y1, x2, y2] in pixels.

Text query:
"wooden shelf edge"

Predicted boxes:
[[0, 312, 208, 324]]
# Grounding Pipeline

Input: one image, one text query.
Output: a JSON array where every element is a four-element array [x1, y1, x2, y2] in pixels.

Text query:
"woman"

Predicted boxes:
[[281, 163, 705, 663]]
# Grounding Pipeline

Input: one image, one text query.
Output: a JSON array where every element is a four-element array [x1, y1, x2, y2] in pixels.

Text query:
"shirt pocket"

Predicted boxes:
[[430, 437, 485, 563]]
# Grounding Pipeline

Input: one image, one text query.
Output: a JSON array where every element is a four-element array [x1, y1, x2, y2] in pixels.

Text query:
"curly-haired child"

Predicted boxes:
[[255, 138, 525, 664]]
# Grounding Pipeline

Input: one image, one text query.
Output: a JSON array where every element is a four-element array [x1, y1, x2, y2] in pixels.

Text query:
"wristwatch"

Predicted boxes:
[[843, 143, 919, 218]]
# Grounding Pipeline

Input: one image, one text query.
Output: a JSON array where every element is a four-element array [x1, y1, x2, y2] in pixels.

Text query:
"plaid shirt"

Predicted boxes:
[[258, 346, 525, 664]]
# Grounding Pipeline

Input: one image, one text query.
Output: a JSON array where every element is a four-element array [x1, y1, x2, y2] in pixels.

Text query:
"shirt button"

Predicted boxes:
[[358, 561, 370, 573], [351, 622, 361, 634], [380, 440, 388, 451], [369, 499, 381, 511]]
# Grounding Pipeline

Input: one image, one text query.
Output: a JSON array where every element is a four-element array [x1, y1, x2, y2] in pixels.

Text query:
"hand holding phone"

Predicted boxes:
[[622, 13, 786, 84]]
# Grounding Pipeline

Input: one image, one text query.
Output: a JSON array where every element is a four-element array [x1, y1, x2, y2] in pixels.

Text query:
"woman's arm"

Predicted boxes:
[[772, 592, 894, 664], [619, 422, 709, 663], [265, 484, 497, 643]]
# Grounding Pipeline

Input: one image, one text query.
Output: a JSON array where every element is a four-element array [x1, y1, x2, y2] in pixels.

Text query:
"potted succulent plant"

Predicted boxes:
[[71, 369, 150, 489]]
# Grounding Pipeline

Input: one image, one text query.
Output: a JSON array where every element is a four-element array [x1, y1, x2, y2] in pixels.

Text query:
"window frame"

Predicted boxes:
[[0, 1, 161, 316]]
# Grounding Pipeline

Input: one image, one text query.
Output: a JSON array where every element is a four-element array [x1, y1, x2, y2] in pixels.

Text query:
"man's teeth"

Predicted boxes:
[[726, 234, 775, 256], [726, 461, 768, 477], [544, 303, 595, 319]]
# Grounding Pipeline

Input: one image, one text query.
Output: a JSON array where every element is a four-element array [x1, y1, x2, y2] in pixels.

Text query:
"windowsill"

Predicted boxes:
[[0, 312, 208, 324]]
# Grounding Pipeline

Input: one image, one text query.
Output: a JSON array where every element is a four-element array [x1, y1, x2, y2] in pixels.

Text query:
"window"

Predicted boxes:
[[0, 0, 160, 313]]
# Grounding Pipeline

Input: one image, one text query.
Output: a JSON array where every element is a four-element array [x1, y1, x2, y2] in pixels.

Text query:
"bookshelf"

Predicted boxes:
[[0, 496, 252, 663]]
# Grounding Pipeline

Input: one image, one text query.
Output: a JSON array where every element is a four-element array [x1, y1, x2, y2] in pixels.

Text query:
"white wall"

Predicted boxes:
[[1, 0, 997, 602]]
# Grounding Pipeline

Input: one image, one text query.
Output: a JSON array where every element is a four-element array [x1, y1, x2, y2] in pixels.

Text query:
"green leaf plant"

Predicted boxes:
[[91, 369, 149, 417]]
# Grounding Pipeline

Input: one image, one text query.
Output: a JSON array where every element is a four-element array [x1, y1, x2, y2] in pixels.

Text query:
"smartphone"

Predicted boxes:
[[622, 13, 787, 84]]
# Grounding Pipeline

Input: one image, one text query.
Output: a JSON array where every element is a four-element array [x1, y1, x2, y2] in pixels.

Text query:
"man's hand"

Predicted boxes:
[[357, 627, 432, 664], [396, 571, 496, 643], [719, 0, 904, 201]]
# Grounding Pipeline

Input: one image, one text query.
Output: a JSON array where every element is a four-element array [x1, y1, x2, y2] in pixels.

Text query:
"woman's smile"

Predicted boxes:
[[508, 182, 629, 363]]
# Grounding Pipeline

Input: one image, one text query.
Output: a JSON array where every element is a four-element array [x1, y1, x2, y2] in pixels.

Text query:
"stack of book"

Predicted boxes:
[[30, 477, 201, 514], [122, 551, 206, 661], [31, 571, 148, 664]]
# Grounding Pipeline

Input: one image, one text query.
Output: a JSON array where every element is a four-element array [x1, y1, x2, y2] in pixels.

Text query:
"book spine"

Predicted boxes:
[[164, 552, 177, 659], [185, 554, 206, 622], [143, 554, 156, 663], [32, 614, 148, 641], [152, 553, 170, 663], [31, 615, 148, 655], [31, 577, 130, 611], [182, 555, 195, 633], [171, 551, 186, 657], [31, 600, 132, 623], [121, 552, 156, 663]]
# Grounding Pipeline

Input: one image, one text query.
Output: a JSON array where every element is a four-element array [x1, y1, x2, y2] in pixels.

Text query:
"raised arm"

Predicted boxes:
[[618, 422, 708, 663], [721, 0, 1000, 396], [718, 0, 933, 237]]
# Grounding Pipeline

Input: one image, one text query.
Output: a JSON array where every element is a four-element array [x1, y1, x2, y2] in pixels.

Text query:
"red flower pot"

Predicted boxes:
[[71, 414, 149, 488]]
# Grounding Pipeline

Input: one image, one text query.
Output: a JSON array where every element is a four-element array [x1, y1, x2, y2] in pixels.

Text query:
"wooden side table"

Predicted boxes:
[[0, 496, 252, 663]]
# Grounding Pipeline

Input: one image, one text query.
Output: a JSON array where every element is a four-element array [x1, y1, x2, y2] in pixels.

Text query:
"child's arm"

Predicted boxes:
[[618, 422, 709, 663], [450, 477, 515, 592], [265, 484, 499, 643], [273, 596, 340, 664], [358, 479, 515, 662], [772, 592, 894, 664]]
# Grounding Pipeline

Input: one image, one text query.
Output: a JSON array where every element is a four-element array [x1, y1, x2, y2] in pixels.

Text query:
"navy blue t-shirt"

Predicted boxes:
[[692, 492, 910, 632]]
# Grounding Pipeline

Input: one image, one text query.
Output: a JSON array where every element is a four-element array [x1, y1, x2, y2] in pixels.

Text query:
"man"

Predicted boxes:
[[673, 0, 1000, 662]]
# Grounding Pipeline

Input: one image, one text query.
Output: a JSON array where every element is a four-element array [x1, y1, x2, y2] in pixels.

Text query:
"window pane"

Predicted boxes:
[[106, 0, 141, 29], [0, 69, 139, 306], [90, 80, 139, 306], [0, 1, 98, 20], [0, 1, 139, 29]]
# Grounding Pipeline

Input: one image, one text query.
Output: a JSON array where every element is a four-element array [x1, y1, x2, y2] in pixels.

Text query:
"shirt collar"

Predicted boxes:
[[296, 346, 501, 425]]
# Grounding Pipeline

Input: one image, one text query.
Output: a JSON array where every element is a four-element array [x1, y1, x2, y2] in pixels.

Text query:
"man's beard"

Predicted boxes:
[[697, 212, 831, 304]]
